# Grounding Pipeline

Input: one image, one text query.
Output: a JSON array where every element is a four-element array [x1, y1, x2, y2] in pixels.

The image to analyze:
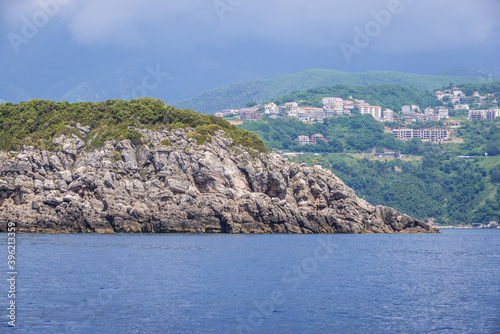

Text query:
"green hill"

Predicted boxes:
[[0, 98, 268, 154], [271, 84, 444, 111], [438, 66, 494, 79], [175, 69, 488, 114]]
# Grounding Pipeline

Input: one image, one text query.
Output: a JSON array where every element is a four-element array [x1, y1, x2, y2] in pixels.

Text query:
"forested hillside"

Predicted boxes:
[[272, 85, 443, 110], [176, 69, 486, 114], [240, 114, 500, 156], [452, 81, 500, 96], [240, 114, 398, 153]]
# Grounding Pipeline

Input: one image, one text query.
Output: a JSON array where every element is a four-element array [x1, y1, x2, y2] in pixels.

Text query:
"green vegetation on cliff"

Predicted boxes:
[[0, 98, 268, 153]]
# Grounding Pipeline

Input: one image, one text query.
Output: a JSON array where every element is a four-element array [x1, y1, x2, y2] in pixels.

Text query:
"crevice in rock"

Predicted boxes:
[[238, 168, 254, 193]]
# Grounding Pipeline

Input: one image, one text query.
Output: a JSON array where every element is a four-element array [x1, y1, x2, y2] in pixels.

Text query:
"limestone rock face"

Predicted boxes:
[[0, 129, 438, 234]]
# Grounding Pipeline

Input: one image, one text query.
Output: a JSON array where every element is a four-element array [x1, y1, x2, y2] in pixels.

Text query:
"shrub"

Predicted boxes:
[[161, 139, 173, 146], [111, 151, 122, 161], [187, 132, 211, 145]]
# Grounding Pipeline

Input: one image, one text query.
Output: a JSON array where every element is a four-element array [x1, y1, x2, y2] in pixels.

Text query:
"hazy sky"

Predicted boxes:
[[1, 0, 499, 103]]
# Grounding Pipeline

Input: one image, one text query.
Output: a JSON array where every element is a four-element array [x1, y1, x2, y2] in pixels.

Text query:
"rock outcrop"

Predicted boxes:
[[0, 129, 438, 234]]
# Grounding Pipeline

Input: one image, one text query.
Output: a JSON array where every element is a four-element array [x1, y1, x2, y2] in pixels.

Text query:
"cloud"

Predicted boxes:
[[209, 0, 500, 52], [0, 0, 77, 26], [1, 0, 499, 54], [65, 0, 214, 47], [367, 0, 500, 53]]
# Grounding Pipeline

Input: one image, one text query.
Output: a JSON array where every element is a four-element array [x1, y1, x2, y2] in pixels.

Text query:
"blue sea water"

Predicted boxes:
[[1, 229, 499, 334]]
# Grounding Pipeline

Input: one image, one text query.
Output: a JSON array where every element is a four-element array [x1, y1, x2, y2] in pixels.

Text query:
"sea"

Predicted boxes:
[[1, 229, 499, 333]]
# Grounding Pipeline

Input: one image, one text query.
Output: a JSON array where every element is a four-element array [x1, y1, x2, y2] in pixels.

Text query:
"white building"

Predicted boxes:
[[322, 97, 343, 105], [264, 103, 280, 115], [486, 108, 500, 119], [297, 135, 310, 145], [393, 129, 449, 142], [435, 107, 449, 119], [299, 107, 325, 122], [383, 109, 394, 122], [358, 104, 382, 120], [454, 104, 469, 111], [452, 87, 463, 96], [468, 109, 499, 120], [284, 102, 299, 111], [402, 105, 412, 114], [343, 101, 355, 110], [468, 110, 487, 120], [438, 109, 449, 119], [424, 108, 435, 116]]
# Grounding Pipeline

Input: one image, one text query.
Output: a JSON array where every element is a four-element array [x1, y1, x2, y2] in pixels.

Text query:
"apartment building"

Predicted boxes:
[[284, 102, 299, 112], [393, 129, 449, 142], [467, 108, 499, 120], [297, 107, 325, 122], [240, 108, 262, 120], [264, 103, 280, 115], [297, 135, 310, 145], [383, 109, 394, 122], [402, 105, 412, 114], [358, 104, 382, 120]]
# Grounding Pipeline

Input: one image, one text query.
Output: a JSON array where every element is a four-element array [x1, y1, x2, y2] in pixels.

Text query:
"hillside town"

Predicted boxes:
[[435, 87, 500, 120], [215, 87, 499, 144]]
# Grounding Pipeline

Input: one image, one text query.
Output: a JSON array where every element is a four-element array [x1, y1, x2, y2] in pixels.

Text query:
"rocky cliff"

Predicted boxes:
[[0, 128, 437, 234]]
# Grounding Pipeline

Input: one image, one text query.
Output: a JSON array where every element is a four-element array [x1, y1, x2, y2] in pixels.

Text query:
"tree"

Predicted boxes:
[[485, 134, 500, 156]]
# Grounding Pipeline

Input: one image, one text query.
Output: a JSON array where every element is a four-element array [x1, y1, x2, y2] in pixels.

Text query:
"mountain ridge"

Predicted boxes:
[[175, 69, 489, 114]]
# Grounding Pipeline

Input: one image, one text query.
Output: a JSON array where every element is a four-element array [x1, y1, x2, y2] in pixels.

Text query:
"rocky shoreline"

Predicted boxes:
[[0, 128, 438, 234]]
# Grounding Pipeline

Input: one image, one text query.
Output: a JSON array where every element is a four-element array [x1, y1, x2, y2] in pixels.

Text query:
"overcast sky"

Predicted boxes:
[[1, 0, 499, 103]]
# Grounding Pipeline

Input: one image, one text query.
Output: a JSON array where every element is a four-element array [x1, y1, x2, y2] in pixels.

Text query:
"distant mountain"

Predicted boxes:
[[59, 82, 102, 102], [438, 66, 494, 79], [0, 82, 32, 103], [0, 67, 167, 104], [0, 70, 135, 104], [175, 69, 488, 114]]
